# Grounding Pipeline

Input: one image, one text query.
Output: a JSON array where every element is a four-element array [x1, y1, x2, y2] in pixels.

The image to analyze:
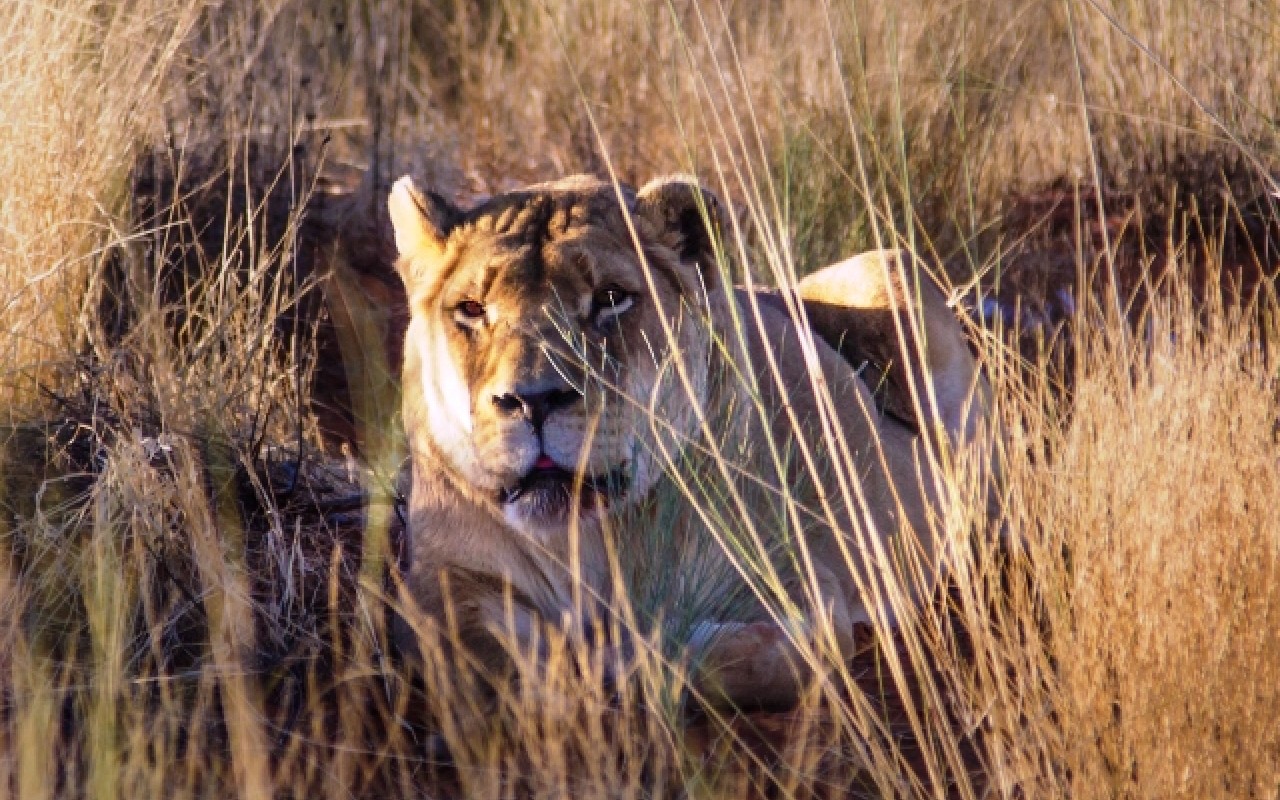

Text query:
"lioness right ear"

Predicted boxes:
[[388, 176, 457, 290]]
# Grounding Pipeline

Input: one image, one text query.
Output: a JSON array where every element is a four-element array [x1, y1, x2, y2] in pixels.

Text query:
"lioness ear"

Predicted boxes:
[[388, 176, 457, 290], [635, 175, 725, 290]]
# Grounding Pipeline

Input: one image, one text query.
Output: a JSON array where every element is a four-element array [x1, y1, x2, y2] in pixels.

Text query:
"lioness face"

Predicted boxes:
[[390, 175, 722, 535]]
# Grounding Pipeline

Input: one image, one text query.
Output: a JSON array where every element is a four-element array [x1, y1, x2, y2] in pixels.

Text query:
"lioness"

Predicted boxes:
[[389, 173, 989, 707]]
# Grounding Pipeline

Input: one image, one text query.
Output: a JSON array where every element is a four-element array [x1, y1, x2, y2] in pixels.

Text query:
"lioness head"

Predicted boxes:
[[390, 174, 725, 535]]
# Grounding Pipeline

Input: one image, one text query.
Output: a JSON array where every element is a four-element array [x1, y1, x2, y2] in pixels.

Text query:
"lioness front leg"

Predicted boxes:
[[685, 571, 858, 710]]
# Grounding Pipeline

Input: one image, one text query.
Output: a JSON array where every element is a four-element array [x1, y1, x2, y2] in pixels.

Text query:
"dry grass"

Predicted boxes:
[[1037, 294, 1280, 797], [0, 0, 1277, 797], [0, 0, 200, 410]]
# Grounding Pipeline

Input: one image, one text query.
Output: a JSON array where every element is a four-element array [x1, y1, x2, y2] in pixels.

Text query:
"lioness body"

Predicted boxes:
[[389, 174, 987, 706]]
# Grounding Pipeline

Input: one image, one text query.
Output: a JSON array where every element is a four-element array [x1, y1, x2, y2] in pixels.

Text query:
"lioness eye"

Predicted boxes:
[[455, 299, 486, 327], [592, 286, 635, 327]]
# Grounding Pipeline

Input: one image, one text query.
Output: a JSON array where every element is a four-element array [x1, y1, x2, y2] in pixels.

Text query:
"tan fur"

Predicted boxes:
[[389, 174, 989, 708]]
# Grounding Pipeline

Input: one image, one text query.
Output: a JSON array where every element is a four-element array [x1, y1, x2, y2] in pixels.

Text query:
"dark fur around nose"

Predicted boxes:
[[492, 383, 582, 429]]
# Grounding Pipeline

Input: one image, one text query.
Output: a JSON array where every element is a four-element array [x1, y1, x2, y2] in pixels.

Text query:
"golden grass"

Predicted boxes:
[[1024, 293, 1280, 798], [0, 0, 1277, 797], [0, 0, 200, 411]]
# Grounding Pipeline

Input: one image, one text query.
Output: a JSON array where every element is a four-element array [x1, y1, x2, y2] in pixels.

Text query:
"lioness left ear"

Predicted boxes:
[[635, 175, 725, 291], [388, 175, 458, 293]]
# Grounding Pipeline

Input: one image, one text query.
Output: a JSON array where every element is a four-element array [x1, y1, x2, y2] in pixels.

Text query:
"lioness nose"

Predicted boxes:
[[492, 385, 582, 429]]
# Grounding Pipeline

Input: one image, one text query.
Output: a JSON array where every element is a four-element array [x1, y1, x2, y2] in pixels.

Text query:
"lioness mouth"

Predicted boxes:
[[499, 461, 630, 508]]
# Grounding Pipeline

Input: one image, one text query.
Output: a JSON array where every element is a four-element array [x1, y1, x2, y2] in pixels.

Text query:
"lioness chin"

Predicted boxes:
[[389, 173, 990, 709]]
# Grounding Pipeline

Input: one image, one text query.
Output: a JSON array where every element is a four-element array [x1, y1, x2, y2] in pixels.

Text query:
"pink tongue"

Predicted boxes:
[[534, 455, 557, 470]]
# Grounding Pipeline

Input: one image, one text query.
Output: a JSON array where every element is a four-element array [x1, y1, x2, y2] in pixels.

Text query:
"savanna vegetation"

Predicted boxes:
[[1, 0, 1277, 797]]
